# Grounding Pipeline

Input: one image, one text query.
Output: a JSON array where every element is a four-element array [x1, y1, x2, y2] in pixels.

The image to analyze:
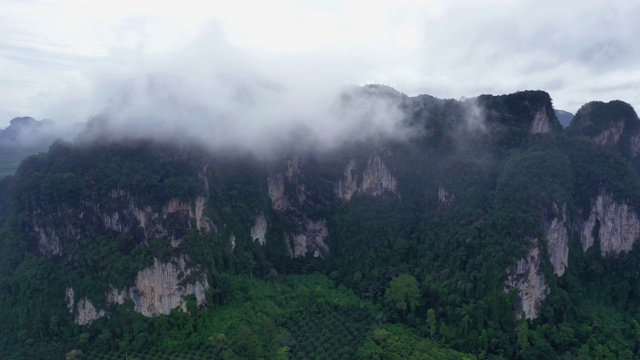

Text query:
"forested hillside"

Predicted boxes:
[[1, 88, 640, 359]]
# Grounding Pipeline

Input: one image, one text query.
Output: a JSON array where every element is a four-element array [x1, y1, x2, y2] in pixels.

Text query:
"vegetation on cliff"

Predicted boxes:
[[2, 90, 640, 359]]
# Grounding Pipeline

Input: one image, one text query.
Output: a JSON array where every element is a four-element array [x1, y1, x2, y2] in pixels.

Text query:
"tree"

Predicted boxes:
[[385, 274, 422, 323], [427, 308, 437, 339], [209, 333, 228, 358]]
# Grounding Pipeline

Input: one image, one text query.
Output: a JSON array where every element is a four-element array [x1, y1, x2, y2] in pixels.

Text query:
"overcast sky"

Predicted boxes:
[[1, 0, 639, 127]]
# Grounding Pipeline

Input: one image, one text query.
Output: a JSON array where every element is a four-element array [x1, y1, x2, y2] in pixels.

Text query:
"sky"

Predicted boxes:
[[1, 0, 639, 128]]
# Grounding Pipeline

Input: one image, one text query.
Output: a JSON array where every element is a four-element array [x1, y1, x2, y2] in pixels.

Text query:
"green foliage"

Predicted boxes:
[[385, 274, 421, 323], [567, 100, 639, 139], [358, 324, 475, 359], [4, 91, 640, 360]]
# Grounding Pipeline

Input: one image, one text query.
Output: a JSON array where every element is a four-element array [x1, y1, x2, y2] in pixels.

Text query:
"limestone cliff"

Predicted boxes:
[[287, 218, 329, 258], [530, 106, 551, 134], [32, 189, 212, 256], [593, 121, 624, 148], [66, 256, 208, 324], [267, 174, 289, 211], [544, 203, 569, 276], [107, 256, 208, 317], [251, 213, 268, 245], [267, 158, 329, 257], [437, 186, 455, 212], [336, 154, 398, 201], [33, 220, 62, 256], [65, 287, 74, 314], [75, 298, 106, 326], [504, 238, 549, 320], [580, 191, 640, 256]]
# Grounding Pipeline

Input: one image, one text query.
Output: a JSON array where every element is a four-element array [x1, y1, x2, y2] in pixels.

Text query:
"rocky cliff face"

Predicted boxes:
[[267, 174, 289, 211], [580, 191, 640, 256], [267, 159, 330, 257], [544, 203, 569, 276], [251, 213, 267, 245], [530, 106, 552, 134], [336, 154, 398, 201], [67, 256, 208, 324], [32, 189, 212, 256], [65, 287, 74, 314], [593, 121, 625, 148], [33, 220, 63, 256], [437, 186, 455, 211], [267, 154, 399, 257], [504, 238, 550, 320], [75, 298, 106, 326], [107, 256, 208, 317], [504, 203, 569, 319], [287, 218, 329, 257]]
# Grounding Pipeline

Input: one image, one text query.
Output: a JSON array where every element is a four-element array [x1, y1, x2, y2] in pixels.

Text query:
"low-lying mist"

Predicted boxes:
[[76, 25, 419, 159]]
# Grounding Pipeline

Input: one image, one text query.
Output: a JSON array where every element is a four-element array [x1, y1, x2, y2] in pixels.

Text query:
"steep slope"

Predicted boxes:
[[567, 100, 640, 159], [2, 88, 640, 359]]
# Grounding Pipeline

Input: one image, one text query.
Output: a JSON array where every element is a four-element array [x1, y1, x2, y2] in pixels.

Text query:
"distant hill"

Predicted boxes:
[[555, 109, 574, 127], [0, 117, 84, 177]]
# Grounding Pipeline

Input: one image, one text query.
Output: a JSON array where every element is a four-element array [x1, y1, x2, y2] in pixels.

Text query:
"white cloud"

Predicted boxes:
[[1, 0, 639, 127]]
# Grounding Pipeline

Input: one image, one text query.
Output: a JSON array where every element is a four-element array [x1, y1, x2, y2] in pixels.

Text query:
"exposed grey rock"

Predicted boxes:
[[530, 107, 551, 134], [251, 213, 268, 245], [65, 287, 74, 314], [580, 191, 640, 256], [33, 190, 213, 256], [544, 203, 569, 276], [593, 121, 624, 148], [33, 221, 62, 256], [287, 218, 329, 258], [267, 173, 289, 211], [336, 154, 398, 201], [75, 298, 106, 326], [437, 186, 455, 211], [107, 256, 208, 317], [504, 238, 549, 320]]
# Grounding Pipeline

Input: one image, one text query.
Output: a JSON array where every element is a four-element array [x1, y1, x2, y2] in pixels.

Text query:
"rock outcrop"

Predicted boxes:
[[65, 287, 74, 314], [336, 155, 398, 201], [32, 190, 212, 256], [544, 203, 569, 276], [75, 298, 106, 326], [107, 256, 208, 317], [267, 158, 330, 257], [504, 238, 549, 320], [530, 107, 551, 134], [593, 121, 625, 148], [68, 256, 208, 324], [437, 186, 455, 211], [267, 174, 289, 211], [287, 218, 329, 258], [251, 213, 268, 245], [229, 234, 236, 250], [580, 191, 640, 256], [33, 221, 62, 256]]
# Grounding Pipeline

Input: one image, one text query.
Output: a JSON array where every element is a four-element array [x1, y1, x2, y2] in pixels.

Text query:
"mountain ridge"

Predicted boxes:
[[2, 87, 640, 359]]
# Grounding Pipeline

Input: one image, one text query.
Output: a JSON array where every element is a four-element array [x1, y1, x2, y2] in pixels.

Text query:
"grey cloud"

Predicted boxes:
[[3, 0, 640, 126], [77, 27, 415, 158]]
